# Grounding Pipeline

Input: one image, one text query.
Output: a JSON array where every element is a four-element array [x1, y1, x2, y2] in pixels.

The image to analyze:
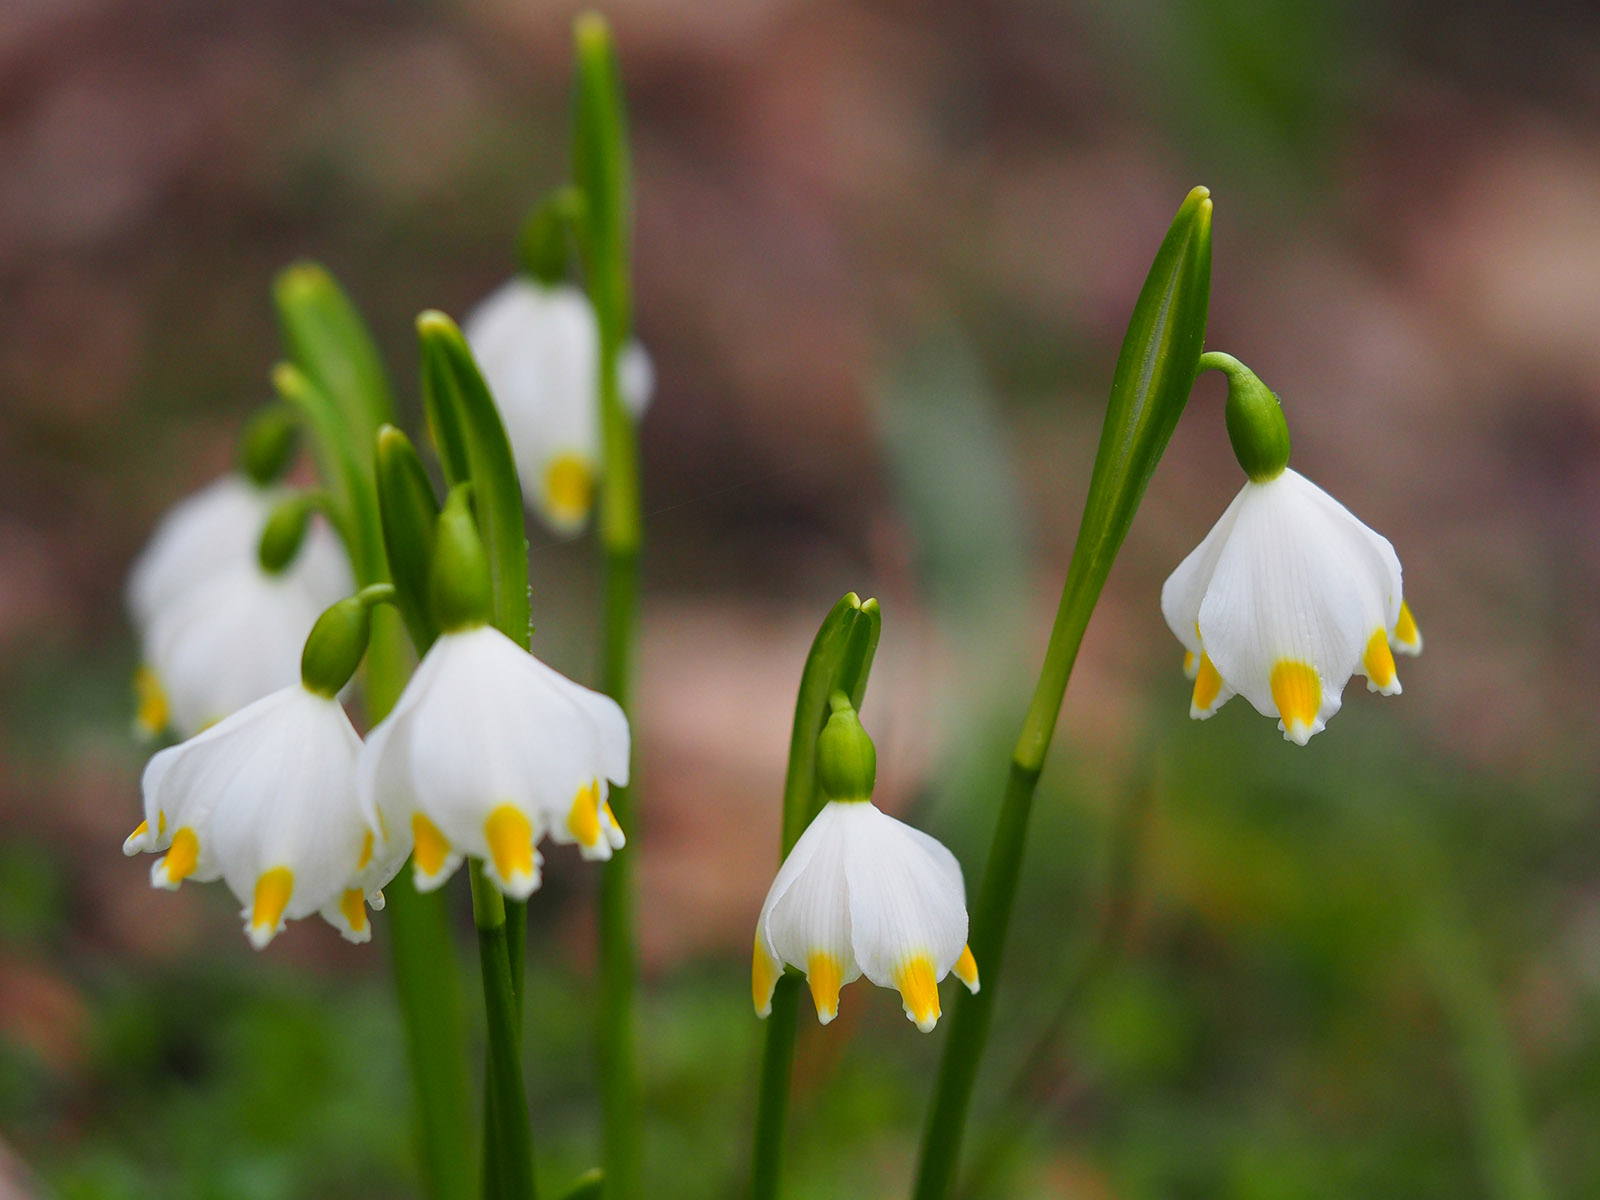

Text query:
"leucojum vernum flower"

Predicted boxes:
[[465, 277, 653, 534], [1161, 352, 1422, 744], [753, 694, 978, 1032]]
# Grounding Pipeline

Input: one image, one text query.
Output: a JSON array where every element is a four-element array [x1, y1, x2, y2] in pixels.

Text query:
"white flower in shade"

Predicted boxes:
[[752, 800, 979, 1032], [464, 278, 653, 534], [125, 683, 396, 947], [752, 699, 976, 1032], [139, 557, 347, 738], [127, 476, 352, 738], [356, 624, 631, 900], [1162, 364, 1421, 744]]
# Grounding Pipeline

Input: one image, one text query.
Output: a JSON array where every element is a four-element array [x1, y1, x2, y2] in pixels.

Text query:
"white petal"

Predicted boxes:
[[619, 340, 655, 418], [1161, 483, 1251, 656], [126, 476, 273, 632], [763, 804, 860, 1023]]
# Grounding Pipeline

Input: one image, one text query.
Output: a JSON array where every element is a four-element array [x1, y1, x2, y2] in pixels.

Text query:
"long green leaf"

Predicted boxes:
[[274, 261, 395, 451], [375, 425, 442, 653]]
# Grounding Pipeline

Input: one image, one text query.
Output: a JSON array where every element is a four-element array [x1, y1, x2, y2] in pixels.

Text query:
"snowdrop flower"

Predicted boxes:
[[125, 592, 400, 947], [753, 696, 978, 1032], [131, 486, 353, 738], [357, 487, 630, 899], [1162, 354, 1421, 744], [464, 278, 652, 534]]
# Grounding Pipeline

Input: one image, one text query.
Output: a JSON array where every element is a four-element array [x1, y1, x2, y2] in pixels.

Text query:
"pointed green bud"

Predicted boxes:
[[816, 692, 877, 804], [1202, 352, 1291, 481], [301, 584, 396, 697], [518, 187, 585, 285], [258, 492, 316, 575], [238, 405, 298, 486], [430, 484, 492, 633]]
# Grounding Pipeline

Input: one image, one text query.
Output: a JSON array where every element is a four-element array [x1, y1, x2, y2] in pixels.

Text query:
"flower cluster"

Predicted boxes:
[[123, 488, 632, 948]]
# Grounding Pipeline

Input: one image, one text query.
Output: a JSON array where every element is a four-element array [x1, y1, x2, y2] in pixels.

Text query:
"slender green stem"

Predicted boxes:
[[748, 974, 802, 1198], [471, 861, 538, 1200], [911, 187, 1212, 1200], [597, 543, 641, 1200]]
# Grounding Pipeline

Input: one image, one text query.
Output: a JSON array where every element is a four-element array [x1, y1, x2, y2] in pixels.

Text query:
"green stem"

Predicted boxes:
[[911, 187, 1213, 1200], [367, 509, 475, 1200], [748, 974, 802, 1199], [471, 862, 538, 1200], [597, 543, 641, 1200]]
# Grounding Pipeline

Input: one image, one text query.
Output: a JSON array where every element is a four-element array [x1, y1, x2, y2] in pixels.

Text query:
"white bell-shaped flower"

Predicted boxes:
[[357, 624, 631, 900], [1161, 355, 1421, 745], [125, 682, 395, 947], [463, 278, 653, 534], [139, 554, 349, 738], [752, 800, 979, 1032], [127, 475, 352, 738], [752, 699, 977, 1032]]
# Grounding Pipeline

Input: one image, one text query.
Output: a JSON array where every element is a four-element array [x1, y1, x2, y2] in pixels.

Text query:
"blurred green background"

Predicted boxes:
[[3, 0, 1599, 1197]]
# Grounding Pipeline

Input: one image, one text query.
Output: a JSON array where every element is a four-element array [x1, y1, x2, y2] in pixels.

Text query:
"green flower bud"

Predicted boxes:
[[816, 692, 877, 804], [257, 492, 315, 575], [301, 584, 394, 697], [1202, 352, 1291, 481], [238, 405, 298, 486], [429, 484, 492, 633]]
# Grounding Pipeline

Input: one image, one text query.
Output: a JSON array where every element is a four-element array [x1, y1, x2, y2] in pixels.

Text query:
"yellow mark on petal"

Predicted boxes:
[[953, 944, 980, 993], [158, 811, 167, 836], [159, 827, 200, 884], [1182, 650, 1197, 679], [1364, 628, 1397, 690], [1270, 660, 1321, 734], [339, 888, 368, 935], [134, 666, 169, 736], [1192, 652, 1223, 712], [601, 799, 616, 825], [544, 453, 593, 527], [1394, 601, 1421, 652], [895, 955, 941, 1032], [568, 781, 602, 848], [357, 829, 374, 872], [251, 868, 294, 936], [485, 805, 534, 884], [752, 935, 779, 1016], [129, 819, 149, 841], [807, 952, 843, 1023], [412, 814, 451, 878]]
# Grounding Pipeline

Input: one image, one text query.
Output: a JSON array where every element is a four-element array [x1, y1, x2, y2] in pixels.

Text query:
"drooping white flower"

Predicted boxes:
[[463, 278, 653, 534], [139, 555, 348, 738], [356, 623, 630, 900], [126, 475, 352, 737], [125, 682, 397, 947], [1162, 466, 1420, 744], [752, 799, 978, 1032]]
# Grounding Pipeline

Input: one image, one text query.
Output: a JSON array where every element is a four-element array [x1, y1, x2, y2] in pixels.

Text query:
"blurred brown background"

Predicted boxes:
[[3, 1, 1600, 1197]]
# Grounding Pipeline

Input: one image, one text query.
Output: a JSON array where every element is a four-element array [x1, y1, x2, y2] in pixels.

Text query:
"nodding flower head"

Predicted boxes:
[[463, 278, 653, 534], [1162, 356, 1420, 745], [127, 475, 352, 738], [126, 682, 398, 948], [753, 700, 977, 1032], [356, 624, 631, 900]]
